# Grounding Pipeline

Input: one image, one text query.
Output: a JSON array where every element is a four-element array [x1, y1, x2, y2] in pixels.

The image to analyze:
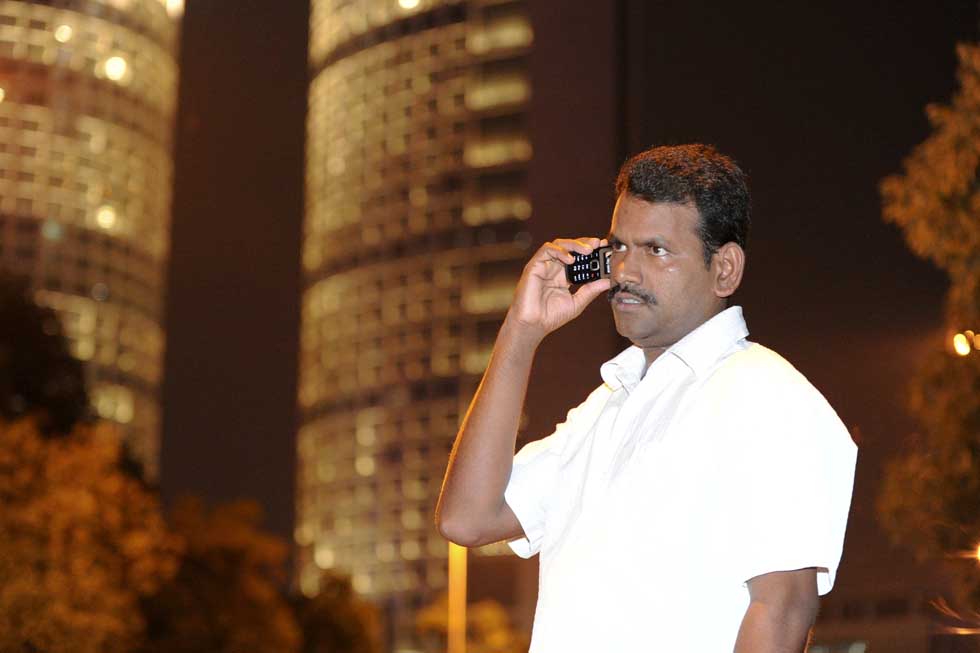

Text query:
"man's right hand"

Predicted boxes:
[[506, 237, 613, 342], [436, 237, 611, 548]]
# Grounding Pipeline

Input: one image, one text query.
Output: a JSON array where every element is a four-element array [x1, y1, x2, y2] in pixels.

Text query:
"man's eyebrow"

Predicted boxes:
[[605, 234, 670, 247]]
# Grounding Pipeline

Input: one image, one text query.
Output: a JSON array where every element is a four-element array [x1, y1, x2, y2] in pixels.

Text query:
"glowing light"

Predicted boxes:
[[0, 87, 5, 103], [104, 56, 128, 82], [953, 333, 971, 356], [165, 0, 185, 18], [54, 25, 73, 43], [398, 0, 420, 9], [96, 205, 117, 229], [976, 542, 980, 562]]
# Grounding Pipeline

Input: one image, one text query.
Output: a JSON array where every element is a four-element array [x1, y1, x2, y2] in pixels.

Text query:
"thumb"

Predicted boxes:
[[571, 278, 613, 314]]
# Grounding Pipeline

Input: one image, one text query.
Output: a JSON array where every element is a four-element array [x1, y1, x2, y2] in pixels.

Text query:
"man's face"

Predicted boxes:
[[607, 193, 724, 353]]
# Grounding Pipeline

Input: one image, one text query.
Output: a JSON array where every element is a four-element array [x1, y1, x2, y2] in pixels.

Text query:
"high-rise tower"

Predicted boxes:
[[0, 0, 183, 478], [299, 0, 535, 644]]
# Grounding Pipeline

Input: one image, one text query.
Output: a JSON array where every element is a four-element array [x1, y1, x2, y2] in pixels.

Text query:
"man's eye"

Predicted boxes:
[[649, 246, 667, 256], [611, 242, 627, 252]]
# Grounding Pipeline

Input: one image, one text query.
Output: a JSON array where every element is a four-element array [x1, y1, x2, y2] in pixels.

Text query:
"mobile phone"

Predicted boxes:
[[565, 246, 613, 285]]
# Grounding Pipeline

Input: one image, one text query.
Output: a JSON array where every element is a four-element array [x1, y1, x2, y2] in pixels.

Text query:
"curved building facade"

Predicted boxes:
[[0, 0, 182, 478], [299, 0, 533, 644]]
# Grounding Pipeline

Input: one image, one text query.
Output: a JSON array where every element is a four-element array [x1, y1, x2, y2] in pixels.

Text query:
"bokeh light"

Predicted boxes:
[[54, 24, 73, 43], [96, 205, 117, 229], [165, 0, 184, 18], [104, 56, 128, 81], [953, 333, 971, 356]]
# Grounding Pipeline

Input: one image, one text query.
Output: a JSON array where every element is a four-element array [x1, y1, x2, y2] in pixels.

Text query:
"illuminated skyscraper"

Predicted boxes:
[[0, 0, 183, 478], [299, 0, 536, 644]]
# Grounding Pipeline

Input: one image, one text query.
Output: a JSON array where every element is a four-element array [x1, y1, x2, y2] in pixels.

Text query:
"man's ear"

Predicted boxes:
[[713, 242, 745, 298]]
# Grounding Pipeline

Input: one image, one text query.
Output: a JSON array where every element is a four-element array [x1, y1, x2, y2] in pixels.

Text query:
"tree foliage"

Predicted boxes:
[[0, 419, 180, 653], [0, 274, 89, 435], [293, 572, 381, 653], [137, 497, 301, 653], [877, 43, 980, 608]]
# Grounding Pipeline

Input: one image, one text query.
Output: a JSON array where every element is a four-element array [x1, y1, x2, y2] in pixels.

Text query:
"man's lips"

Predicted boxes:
[[613, 293, 646, 304], [607, 286, 657, 306]]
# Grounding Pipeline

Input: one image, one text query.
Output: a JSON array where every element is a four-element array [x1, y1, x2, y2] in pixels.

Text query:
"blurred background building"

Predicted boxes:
[[0, 0, 183, 478], [297, 0, 622, 647], [297, 0, 538, 645]]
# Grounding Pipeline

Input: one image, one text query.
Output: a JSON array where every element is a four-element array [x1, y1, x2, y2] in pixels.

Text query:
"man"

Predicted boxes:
[[436, 144, 857, 652]]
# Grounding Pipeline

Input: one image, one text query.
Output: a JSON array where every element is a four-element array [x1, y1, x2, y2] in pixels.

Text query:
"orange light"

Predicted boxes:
[[953, 333, 971, 356]]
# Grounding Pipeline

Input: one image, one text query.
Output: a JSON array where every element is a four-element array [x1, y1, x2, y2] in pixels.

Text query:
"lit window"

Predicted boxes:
[[466, 76, 530, 111], [464, 138, 532, 168], [314, 545, 334, 569], [352, 573, 372, 593], [400, 509, 422, 529], [463, 281, 517, 314], [96, 205, 117, 229], [398, 0, 420, 9], [355, 455, 376, 476], [401, 540, 420, 560], [103, 56, 128, 82], [54, 24, 73, 43], [467, 16, 534, 54]]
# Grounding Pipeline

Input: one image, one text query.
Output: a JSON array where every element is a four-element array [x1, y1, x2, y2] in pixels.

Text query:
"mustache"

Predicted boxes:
[[607, 283, 657, 305]]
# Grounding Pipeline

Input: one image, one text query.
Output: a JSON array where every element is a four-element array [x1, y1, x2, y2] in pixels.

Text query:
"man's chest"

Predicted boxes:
[[541, 379, 746, 565]]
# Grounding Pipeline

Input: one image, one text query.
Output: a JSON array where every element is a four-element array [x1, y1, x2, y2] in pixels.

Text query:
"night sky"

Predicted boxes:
[[163, 0, 977, 595]]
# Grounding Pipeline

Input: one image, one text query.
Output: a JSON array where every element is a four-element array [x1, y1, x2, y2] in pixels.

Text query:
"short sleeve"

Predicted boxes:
[[504, 386, 608, 558], [504, 434, 562, 558], [730, 383, 857, 595]]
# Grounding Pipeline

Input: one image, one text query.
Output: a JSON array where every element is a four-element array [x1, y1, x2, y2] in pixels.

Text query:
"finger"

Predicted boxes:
[[572, 277, 613, 312], [539, 242, 577, 266], [553, 237, 603, 255]]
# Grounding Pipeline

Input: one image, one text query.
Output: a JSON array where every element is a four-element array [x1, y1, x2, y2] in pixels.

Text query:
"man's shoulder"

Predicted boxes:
[[704, 343, 852, 448], [709, 342, 830, 407]]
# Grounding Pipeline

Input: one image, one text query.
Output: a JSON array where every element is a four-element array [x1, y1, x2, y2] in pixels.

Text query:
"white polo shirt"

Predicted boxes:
[[504, 306, 857, 652]]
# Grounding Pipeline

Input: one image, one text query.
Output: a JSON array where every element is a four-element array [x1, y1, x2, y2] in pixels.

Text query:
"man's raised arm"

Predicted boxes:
[[435, 237, 610, 547]]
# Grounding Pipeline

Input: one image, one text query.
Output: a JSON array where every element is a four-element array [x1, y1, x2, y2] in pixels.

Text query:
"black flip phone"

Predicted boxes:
[[565, 246, 613, 285]]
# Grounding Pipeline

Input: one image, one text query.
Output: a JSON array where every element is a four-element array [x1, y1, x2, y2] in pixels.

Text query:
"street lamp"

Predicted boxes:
[[952, 330, 979, 356]]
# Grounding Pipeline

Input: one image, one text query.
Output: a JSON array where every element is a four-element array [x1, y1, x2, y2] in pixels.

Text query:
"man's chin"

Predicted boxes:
[[612, 314, 652, 342]]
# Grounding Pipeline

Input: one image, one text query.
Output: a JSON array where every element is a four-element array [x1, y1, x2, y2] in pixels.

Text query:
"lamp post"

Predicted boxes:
[[448, 542, 467, 653]]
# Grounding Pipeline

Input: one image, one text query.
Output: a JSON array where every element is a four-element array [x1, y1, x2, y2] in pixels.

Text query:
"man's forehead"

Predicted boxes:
[[608, 199, 700, 240]]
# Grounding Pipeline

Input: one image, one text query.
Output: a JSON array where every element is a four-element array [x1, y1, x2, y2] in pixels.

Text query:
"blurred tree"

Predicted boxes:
[[416, 592, 529, 653], [293, 572, 381, 653], [0, 419, 180, 653], [877, 43, 980, 607], [0, 274, 89, 435], [138, 497, 301, 653]]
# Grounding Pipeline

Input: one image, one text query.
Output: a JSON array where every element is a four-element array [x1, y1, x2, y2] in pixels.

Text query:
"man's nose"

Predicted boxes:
[[611, 251, 640, 286]]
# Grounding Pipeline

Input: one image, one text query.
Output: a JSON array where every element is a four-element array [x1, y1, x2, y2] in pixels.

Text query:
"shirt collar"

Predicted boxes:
[[600, 306, 749, 390]]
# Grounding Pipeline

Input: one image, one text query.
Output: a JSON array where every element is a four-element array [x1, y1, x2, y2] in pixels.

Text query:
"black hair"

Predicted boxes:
[[614, 143, 750, 265]]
